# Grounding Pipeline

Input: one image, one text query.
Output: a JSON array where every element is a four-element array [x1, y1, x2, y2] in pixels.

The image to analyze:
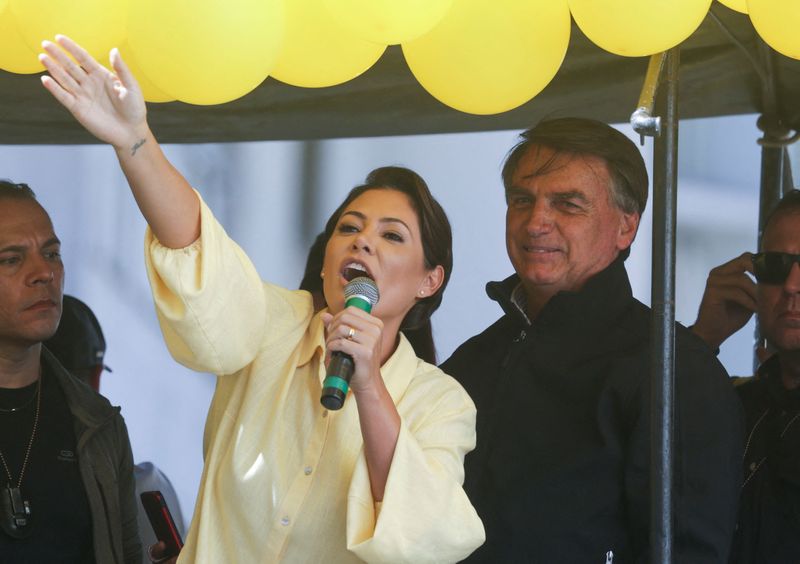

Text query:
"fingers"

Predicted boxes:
[[55, 34, 107, 76], [40, 75, 76, 110], [711, 252, 755, 276], [109, 47, 140, 93], [41, 40, 88, 87], [710, 283, 758, 313], [39, 47, 82, 95], [705, 256, 757, 307], [323, 308, 382, 354], [148, 542, 167, 563]]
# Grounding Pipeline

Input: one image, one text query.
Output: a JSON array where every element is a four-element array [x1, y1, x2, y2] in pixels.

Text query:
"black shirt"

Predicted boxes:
[[732, 355, 800, 564], [0, 366, 94, 563]]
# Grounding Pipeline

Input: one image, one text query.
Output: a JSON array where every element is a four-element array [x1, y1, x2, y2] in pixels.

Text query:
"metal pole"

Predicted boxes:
[[650, 46, 679, 564]]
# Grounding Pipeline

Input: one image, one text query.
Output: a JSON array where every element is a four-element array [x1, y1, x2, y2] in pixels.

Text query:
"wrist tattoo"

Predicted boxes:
[[131, 138, 146, 156]]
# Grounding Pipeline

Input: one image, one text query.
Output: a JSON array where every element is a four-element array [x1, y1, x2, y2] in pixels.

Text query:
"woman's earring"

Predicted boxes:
[[320, 271, 325, 279]]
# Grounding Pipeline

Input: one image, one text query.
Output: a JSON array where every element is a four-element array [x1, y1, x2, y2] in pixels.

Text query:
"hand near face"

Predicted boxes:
[[39, 35, 148, 151], [692, 252, 757, 350], [321, 307, 384, 394]]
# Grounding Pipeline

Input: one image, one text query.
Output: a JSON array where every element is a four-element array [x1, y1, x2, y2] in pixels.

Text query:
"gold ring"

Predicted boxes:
[[346, 327, 355, 340]]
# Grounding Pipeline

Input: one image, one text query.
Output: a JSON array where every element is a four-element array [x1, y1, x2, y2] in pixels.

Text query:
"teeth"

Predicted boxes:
[[345, 262, 367, 272]]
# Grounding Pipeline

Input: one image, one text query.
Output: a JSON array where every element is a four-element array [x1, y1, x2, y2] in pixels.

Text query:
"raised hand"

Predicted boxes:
[[40, 35, 148, 151], [692, 252, 757, 350], [39, 35, 200, 249]]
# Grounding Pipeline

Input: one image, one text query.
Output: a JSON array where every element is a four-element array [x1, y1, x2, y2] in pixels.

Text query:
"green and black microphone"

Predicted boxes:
[[320, 276, 380, 411]]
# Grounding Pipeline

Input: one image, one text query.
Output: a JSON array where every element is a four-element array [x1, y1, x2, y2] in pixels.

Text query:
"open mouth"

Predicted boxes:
[[342, 261, 373, 282]]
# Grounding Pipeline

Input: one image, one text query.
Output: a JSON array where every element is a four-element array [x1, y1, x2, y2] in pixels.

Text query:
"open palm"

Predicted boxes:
[[40, 35, 147, 149]]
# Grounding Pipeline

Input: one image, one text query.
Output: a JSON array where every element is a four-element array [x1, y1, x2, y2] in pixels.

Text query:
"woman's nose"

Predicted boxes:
[[352, 231, 374, 254]]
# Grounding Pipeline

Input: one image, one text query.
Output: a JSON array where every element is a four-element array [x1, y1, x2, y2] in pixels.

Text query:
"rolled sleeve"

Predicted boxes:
[[346, 392, 485, 563]]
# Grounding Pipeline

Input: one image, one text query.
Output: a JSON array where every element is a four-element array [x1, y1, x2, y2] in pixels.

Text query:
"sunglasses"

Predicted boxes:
[[752, 252, 800, 284]]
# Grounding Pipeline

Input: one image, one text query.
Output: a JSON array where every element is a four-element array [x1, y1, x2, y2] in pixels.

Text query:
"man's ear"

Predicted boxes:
[[616, 211, 640, 251], [418, 265, 445, 298]]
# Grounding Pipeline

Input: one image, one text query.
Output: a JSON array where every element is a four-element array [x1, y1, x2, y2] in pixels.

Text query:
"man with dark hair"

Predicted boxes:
[[442, 118, 743, 562], [0, 180, 140, 562], [692, 189, 800, 563]]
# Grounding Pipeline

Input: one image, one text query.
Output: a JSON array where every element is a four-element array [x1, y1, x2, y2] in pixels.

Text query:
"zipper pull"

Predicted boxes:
[[501, 329, 527, 368]]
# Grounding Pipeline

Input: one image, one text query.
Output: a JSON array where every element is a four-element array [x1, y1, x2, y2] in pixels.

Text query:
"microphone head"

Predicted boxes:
[[344, 276, 380, 307]]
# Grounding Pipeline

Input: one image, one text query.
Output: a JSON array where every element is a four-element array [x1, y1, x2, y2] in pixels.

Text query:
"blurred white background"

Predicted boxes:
[[1, 113, 791, 523]]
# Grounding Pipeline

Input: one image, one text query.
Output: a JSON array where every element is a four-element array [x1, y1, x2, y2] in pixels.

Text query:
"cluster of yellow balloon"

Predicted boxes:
[[2, 1, 797, 113]]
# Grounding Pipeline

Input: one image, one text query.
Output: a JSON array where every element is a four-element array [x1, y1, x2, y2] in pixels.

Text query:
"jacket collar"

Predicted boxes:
[[41, 346, 118, 431], [486, 255, 634, 332], [758, 354, 800, 410]]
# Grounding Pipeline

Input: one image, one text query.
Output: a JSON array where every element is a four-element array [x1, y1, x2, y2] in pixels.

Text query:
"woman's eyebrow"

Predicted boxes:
[[342, 210, 411, 232]]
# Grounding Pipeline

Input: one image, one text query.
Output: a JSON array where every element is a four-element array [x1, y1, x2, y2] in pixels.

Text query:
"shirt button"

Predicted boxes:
[[280, 516, 290, 526], [749, 462, 757, 472], [322, 410, 328, 418], [304, 466, 313, 476]]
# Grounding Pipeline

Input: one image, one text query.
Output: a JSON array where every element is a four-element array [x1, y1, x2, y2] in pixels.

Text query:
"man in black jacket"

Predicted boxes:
[[692, 189, 800, 563], [442, 118, 743, 563], [0, 180, 140, 563]]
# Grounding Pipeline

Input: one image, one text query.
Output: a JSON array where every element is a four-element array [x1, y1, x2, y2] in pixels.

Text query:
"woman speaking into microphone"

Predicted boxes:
[[40, 36, 484, 563]]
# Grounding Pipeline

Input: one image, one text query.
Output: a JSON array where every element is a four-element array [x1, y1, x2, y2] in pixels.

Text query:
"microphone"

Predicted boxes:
[[320, 276, 380, 411]]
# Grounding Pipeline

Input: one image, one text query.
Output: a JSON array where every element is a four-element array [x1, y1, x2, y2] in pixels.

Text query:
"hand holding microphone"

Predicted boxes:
[[320, 277, 380, 410]]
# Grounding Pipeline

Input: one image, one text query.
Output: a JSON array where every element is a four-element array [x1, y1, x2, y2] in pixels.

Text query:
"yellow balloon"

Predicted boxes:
[[272, 0, 385, 87], [9, 0, 128, 63], [748, 0, 800, 60], [568, 0, 712, 57], [128, 0, 283, 105], [719, 0, 748, 12], [117, 42, 174, 103], [0, 5, 42, 74], [322, 0, 453, 45], [403, 0, 570, 115]]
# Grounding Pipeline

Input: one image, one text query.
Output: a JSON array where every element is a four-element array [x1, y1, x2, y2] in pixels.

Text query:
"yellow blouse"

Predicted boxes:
[[144, 197, 484, 563]]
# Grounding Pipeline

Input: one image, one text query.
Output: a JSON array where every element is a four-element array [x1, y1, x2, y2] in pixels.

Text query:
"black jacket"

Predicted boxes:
[[44, 348, 142, 564], [731, 355, 800, 563], [442, 258, 743, 563]]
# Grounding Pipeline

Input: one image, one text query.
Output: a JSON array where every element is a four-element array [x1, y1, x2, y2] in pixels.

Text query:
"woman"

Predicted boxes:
[[39, 36, 484, 563]]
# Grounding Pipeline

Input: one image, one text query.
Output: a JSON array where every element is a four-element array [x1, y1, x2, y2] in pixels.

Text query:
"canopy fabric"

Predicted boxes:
[[2, 7, 798, 145]]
